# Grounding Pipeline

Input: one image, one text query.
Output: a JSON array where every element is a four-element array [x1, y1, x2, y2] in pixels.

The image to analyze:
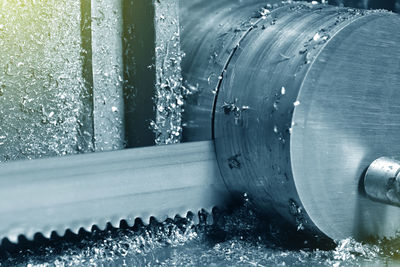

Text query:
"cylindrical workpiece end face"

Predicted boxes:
[[291, 13, 400, 241], [364, 157, 400, 206]]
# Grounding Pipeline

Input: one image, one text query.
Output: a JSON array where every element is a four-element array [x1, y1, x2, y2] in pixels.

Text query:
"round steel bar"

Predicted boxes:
[[364, 157, 400, 207], [181, 1, 400, 241]]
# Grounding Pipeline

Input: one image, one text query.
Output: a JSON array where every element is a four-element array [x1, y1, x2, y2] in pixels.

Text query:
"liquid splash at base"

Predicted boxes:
[[1, 202, 400, 267]]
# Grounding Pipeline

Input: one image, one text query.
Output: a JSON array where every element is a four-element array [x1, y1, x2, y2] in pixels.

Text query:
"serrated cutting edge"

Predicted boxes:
[[0, 141, 230, 243], [5, 207, 215, 243]]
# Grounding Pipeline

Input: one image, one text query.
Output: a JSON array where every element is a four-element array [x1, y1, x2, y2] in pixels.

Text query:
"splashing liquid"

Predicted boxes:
[[2, 204, 400, 266]]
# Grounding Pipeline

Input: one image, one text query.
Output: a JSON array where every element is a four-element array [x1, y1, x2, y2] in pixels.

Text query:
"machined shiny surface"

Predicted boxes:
[[290, 13, 400, 240], [364, 157, 400, 207]]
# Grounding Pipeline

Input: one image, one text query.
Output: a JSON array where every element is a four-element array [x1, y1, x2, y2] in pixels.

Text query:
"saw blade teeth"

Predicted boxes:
[[158, 214, 169, 223], [26, 229, 37, 241], [142, 216, 151, 226], [1, 205, 221, 244], [83, 220, 94, 232], [191, 212, 200, 224], [123, 216, 135, 228], [110, 217, 122, 228], [205, 207, 215, 225], [174, 209, 189, 221], [42, 230, 52, 240], [59, 228, 69, 238], [70, 225, 81, 235], [82, 222, 93, 233], [126, 217, 135, 227], [206, 213, 214, 225], [7, 234, 18, 244], [42, 225, 54, 238], [95, 220, 108, 231]]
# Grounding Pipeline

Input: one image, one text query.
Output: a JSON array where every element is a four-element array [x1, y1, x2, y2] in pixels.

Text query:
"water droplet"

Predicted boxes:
[[273, 101, 279, 110]]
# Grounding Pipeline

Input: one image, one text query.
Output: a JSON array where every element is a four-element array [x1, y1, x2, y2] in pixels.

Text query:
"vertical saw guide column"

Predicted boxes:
[[1, 1, 400, 243]]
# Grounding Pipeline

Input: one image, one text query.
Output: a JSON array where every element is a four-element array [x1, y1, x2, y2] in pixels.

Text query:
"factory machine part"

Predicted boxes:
[[180, 0, 400, 241], [0, 1, 400, 244]]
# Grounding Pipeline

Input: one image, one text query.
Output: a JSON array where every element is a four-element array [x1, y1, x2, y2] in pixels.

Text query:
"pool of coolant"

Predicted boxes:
[[1, 203, 400, 267]]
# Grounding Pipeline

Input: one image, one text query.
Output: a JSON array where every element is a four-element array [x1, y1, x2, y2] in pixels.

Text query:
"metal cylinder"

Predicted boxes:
[[181, 1, 400, 241], [364, 158, 400, 207]]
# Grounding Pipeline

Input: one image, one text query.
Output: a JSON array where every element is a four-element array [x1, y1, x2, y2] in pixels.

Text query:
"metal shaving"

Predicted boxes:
[[152, 0, 186, 145], [0, 0, 93, 162]]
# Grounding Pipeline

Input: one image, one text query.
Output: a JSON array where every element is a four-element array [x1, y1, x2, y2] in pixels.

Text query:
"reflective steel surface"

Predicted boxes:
[[291, 13, 400, 240], [364, 157, 400, 207], [0, 141, 229, 243]]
